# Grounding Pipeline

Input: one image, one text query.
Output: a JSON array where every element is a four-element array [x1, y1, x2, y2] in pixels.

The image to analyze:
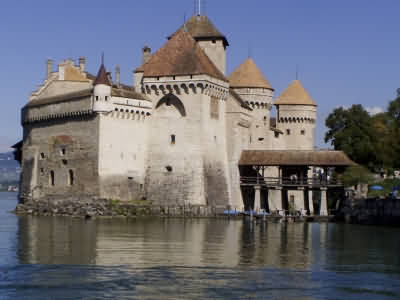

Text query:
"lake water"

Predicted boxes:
[[0, 192, 399, 299]]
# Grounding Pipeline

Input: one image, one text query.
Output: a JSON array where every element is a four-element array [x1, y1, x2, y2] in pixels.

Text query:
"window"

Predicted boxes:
[[62, 159, 68, 165], [166, 166, 173, 172], [212, 39, 216, 44], [60, 148, 66, 156], [170, 134, 176, 145], [49, 170, 55, 186], [258, 138, 264, 141], [95, 96, 99, 101], [301, 129, 306, 135], [68, 170, 74, 186], [40, 168, 44, 175], [40, 153, 45, 159], [274, 132, 279, 138], [210, 96, 219, 119], [105, 96, 108, 101], [286, 129, 291, 135]]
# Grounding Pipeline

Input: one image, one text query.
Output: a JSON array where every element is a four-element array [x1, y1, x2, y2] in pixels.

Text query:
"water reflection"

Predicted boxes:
[[17, 216, 317, 271], [0, 199, 397, 299]]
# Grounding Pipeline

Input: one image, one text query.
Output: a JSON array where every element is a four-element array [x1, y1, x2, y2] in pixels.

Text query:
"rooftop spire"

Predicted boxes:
[[94, 54, 111, 86]]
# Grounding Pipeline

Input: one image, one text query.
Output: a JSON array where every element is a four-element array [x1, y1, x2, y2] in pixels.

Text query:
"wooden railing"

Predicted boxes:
[[240, 176, 343, 187]]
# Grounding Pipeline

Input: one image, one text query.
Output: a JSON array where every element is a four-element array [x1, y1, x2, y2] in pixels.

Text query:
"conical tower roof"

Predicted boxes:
[[169, 15, 229, 47], [93, 64, 111, 86], [274, 80, 316, 106], [135, 29, 227, 82], [229, 58, 273, 90]]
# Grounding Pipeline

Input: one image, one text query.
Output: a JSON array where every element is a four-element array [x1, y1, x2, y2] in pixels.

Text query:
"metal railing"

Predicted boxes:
[[240, 176, 343, 187]]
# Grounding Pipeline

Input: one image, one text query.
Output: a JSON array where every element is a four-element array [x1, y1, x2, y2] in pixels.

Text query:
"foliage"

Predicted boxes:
[[325, 94, 400, 170], [325, 105, 377, 167], [340, 165, 374, 187], [368, 178, 400, 198]]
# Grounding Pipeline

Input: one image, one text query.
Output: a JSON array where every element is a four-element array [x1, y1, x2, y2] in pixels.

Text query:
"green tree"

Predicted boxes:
[[325, 105, 378, 168], [340, 165, 374, 187]]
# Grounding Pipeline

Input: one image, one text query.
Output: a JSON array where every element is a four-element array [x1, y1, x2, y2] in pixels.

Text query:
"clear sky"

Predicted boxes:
[[1, 0, 399, 152]]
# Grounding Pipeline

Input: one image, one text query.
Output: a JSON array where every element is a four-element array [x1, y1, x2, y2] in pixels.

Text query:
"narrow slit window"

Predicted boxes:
[[68, 170, 74, 186], [171, 134, 176, 145], [50, 170, 55, 186], [286, 129, 291, 135]]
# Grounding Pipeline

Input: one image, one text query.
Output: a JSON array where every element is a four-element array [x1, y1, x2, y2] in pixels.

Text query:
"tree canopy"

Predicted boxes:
[[325, 92, 400, 171]]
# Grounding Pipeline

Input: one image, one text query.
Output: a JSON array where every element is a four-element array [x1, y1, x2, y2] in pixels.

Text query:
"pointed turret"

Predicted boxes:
[[275, 80, 316, 106], [275, 80, 317, 150], [135, 29, 227, 82], [229, 58, 273, 90], [93, 62, 112, 112], [94, 63, 111, 86]]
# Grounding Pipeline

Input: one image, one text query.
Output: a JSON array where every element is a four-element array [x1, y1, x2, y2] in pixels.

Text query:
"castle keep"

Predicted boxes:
[[17, 14, 353, 215]]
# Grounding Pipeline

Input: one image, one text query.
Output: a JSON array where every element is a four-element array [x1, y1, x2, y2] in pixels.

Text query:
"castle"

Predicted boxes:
[[16, 13, 353, 215]]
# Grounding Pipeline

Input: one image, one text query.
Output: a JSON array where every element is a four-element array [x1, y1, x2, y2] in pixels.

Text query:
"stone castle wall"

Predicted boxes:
[[97, 111, 150, 201], [20, 115, 100, 202]]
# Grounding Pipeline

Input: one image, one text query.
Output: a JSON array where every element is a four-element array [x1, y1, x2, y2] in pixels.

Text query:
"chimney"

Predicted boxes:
[[106, 72, 112, 85], [142, 46, 151, 65], [115, 65, 121, 87], [47, 59, 53, 79], [79, 57, 86, 72]]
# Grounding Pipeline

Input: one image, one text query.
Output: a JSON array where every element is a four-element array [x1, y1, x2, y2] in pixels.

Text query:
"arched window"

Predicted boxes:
[[68, 170, 74, 186], [155, 94, 186, 117], [49, 170, 55, 186]]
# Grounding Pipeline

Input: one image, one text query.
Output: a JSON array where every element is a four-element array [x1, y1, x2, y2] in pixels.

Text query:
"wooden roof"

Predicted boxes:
[[274, 80, 316, 106], [94, 64, 111, 86], [239, 150, 355, 166], [229, 58, 273, 90], [170, 15, 229, 47], [136, 29, 227, 82]]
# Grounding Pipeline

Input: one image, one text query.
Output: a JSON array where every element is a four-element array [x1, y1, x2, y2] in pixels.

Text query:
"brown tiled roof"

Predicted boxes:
[[111, 84, 150, 101], [170, 15, 229, 47], [25, 88, 93, 108], [229, 89, 252, 110], [239, 150, 355, 166], [94, 64, 111, 86], [135, 29, 228, 82], [275, 80, 316, 106], [229, 58, 273, 90]]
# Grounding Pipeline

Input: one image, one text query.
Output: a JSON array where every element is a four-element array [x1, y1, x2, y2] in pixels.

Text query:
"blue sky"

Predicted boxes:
[[0, 0, 399, 151]]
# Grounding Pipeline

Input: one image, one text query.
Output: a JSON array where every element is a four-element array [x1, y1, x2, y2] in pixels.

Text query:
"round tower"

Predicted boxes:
[[274, 80, 317, 150], [229, 58, 274, 147], [93, 63, 113, 112], [229, 58, 274, 121]]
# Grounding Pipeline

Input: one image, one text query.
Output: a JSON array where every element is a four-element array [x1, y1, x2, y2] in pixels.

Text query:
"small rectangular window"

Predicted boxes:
[[301, 130, 306, 135], [210, 96, 219, 119], [286, 129, 291, 135], [171, 134, 176, 145], [274, 132, 279, 138]]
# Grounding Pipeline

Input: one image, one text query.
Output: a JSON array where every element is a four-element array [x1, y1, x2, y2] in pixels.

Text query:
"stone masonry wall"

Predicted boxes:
[[21, 115, 100, 202]]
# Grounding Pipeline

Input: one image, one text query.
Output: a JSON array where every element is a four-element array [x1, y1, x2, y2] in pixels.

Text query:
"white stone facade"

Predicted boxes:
[[18, 15, 317, 212]]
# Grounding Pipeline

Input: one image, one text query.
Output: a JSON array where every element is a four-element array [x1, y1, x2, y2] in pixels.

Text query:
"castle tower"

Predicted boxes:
[[170, 14, 229, 75], [93, 63, 113, 112], [274, 80, 317, 150], [229, 58, 274, 148], [135, 29, 231, 207]]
